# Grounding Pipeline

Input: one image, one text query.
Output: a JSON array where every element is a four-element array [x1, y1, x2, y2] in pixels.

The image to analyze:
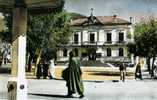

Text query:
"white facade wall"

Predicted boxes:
[[82, 30, 88, 42], [129, 25, 134, 42], [58, 25, 133, 62], [104, 31, 107, 42], [99, 30, 105, 45], [112, 48, 118, 57], [96, 47, 103, 53], [112, 29, 117, 44], [124, 30, 127, 41], [104, 49, 107, 57]]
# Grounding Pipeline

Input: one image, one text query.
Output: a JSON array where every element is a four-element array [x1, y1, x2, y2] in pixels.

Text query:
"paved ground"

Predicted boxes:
[[1, 74, 157, 100], [29, 66, 135, 81], [0, 63, 155, 100]]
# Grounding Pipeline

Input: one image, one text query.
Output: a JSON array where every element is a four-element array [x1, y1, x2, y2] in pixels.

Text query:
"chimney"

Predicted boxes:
[[130, 17, 133, 23], [113, 15, 117, 18], [113, 15, 117, 23]]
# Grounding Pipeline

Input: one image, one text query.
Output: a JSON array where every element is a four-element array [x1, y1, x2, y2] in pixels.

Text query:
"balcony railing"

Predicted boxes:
[[58, 41, 128, 47]]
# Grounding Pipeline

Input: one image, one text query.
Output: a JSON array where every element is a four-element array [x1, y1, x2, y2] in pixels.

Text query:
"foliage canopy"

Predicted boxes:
[[128, 18, 157, 58]]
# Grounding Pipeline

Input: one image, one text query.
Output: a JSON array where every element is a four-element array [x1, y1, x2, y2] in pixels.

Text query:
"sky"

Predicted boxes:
[[64, 0, 157, 23]]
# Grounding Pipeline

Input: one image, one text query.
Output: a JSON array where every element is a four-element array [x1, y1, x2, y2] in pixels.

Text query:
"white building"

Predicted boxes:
[[57, 14, 134, 63]]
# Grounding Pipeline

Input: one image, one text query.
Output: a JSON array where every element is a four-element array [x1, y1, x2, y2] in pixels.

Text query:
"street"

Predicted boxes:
[[1, 74, 157, 100]]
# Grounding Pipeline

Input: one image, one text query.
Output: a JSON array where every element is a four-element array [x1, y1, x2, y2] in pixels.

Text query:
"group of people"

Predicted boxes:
[[119, 61, 142, 82], [36, 58, 55, 79], [36, 51, 144, 98], [35, 51, 84, 98]]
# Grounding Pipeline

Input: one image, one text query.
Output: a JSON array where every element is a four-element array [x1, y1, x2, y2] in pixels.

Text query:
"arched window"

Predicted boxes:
[[107, 33, 112, 43], [63, 49, 67, 57], [119, 32, 124, 42], [74, 33, 79, 44], [90, 33, 95, 43], [107, 48, 111, 57], [74, 48, 79, 56], [119, 48, 124, 56]]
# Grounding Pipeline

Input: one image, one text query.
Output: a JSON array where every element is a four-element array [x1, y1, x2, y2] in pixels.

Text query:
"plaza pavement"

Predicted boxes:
[[28, 79, 157, 100], [0, 64, 155, 100], [1, 74, 157, 100]]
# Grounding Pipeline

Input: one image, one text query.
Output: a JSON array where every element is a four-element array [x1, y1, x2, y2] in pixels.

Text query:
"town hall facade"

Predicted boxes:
[[57, 13, 134, 63]]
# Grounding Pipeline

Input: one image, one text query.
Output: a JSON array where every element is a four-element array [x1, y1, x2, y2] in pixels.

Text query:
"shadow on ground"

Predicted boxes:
[[0, 67, 11, 73], [29, 93, 74, 98], [86, 70, 134, 76]]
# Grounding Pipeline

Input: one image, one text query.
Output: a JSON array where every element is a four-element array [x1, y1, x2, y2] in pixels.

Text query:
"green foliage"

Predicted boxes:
[[27, 10, 72, 57], [49, 10, 72, 47], [129, 18, 157, 57], [0, 14, 12, 43]]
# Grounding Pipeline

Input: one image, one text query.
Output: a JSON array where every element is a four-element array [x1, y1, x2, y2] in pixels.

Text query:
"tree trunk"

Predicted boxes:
[[34, 49, 42, 75], [27, 52, 33, 72]]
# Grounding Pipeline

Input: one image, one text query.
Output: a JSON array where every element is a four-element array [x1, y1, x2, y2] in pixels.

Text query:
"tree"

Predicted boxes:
[[26, 10, 72, 72], [128, 18, 157, 77], [0, 14, 12, 43], [1, 9, 72, 72]]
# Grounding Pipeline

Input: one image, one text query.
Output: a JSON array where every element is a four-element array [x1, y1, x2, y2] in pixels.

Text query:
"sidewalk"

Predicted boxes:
[[0, 66, 156, 100], [27, 79, 157, 100], [27, 66, 135, 81], [1, 76, 157, 100]]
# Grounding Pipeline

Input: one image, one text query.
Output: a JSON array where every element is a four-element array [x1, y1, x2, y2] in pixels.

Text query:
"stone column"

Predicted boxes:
[[81, 30, 83, 45], [124, 30, 127, 42], [8, 6, 27, 100], [112, 29, 117, 44], [11, 7, 27, 76], [97, 30, 99, 44]]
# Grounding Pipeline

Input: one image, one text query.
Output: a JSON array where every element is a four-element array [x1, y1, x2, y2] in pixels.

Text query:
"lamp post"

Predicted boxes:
[[0, 0, 64, 100]]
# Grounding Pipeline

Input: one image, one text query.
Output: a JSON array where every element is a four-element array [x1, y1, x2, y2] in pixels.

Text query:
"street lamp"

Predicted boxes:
[[0, 0, 64, 100]]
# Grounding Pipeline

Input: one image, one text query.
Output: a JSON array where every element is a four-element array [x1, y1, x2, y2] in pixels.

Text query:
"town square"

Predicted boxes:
[[0, 0, 157, 100]]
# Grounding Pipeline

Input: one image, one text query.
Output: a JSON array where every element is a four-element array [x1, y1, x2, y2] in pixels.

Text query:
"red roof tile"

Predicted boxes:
[[71, 16, 131, 26]]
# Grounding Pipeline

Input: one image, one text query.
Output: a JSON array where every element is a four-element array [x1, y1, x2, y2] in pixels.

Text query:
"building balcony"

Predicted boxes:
[[82, 41, 98, 45], [100, 56, 131, 63], [58, 40, 128, 47], [104, 41, 127, 46]]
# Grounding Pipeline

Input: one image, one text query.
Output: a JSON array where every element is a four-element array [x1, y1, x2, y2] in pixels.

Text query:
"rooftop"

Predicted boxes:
[[71, 15, 131, 26]]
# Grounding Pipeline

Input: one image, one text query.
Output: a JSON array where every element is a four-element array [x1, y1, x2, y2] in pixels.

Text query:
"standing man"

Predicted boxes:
[[66, 51, 84, 98], [119, 62, 126, 82], [43, 60, 49, 79]]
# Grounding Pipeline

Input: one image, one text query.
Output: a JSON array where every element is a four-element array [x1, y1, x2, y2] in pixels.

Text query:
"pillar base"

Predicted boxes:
[[7, 77, 17, 100], [7, 76, 27, 100]]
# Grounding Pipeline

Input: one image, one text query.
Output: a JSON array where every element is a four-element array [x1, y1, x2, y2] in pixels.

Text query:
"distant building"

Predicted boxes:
[[57, 13, 134, 63]]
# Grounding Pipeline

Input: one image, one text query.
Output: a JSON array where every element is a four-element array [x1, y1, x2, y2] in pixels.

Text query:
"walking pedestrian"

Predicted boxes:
[[43, 60, 49, 79], [64, 51, 84, 98], [36, 60, 43, 79], [119, 62, 126, 82], [135, 62, 142, 80]]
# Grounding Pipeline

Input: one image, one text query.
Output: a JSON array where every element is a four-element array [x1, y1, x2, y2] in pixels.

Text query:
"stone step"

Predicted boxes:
[[141, 71, 151, 79]]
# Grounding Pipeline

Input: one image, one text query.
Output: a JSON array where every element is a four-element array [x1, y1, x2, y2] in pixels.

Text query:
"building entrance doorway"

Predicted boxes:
[[87, 48, 96, 60]]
